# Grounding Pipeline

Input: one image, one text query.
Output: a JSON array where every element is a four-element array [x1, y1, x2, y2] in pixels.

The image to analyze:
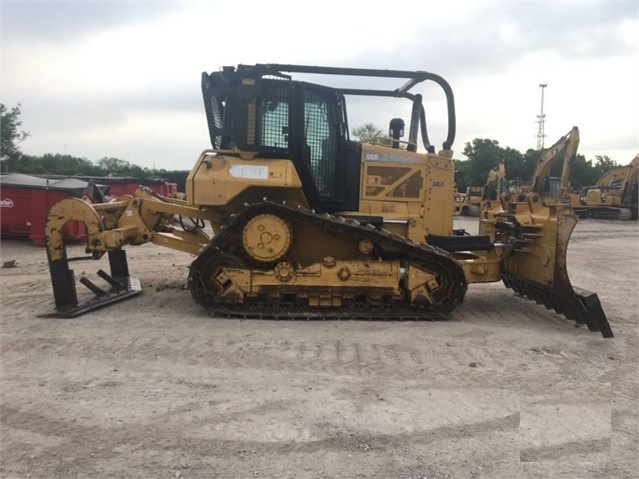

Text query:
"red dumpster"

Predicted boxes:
[[37, 175, 178, 199], [0, 174, 103, 246], [102, 178, 177, 198]]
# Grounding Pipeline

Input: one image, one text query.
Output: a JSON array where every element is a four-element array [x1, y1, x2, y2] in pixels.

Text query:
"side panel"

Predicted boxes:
[[358, 144, 453, 240], [186, 152, 307, 209]]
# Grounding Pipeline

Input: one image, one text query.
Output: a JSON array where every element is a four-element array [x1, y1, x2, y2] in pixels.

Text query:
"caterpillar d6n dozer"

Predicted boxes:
[[41, 64, 613, 337]]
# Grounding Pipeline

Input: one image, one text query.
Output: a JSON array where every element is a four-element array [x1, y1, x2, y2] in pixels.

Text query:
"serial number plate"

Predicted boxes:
[[229, 164, 269, 179]]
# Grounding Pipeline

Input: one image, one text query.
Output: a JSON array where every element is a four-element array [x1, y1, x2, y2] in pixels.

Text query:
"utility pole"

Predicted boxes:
[[536, 83, 547, 150]]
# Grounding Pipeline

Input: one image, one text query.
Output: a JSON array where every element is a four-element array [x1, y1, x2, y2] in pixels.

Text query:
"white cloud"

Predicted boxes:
[[2, 1, 637, 170]]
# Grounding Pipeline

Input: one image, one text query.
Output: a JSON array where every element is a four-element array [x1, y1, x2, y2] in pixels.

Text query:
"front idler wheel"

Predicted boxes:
[[188, 251, 245, 303]]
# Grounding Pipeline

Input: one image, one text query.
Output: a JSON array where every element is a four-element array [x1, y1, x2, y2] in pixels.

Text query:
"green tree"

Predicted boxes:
[[568, 154, 598, 189], [352, 123, 383, 142], [592, 155, 618, 180], [519, 148, 543, 180], [461, 138, 499, 186], [501, 146, 527, 181], [18, 153, 99, 175], [351, 123, 393, 146], [453, 159, 472, 191], [0, 103, 30, 171], [461, 138, 524, 187], [96, 157, 148, 177]]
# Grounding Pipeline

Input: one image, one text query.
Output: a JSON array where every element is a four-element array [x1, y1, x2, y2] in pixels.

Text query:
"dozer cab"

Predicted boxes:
[[41, 64, 612, 337]]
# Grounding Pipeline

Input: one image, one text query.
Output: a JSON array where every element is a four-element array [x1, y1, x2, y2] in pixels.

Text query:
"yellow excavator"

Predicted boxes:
[[41, 64, 612, 337], [571, 154, 639, 220]]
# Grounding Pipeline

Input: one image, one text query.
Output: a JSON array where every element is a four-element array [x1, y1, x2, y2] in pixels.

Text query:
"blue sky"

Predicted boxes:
[[1, 0, 637, 170]]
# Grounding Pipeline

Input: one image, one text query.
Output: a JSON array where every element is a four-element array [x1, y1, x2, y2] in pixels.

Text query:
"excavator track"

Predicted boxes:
[[188, 201, 467, 320], [591, 207, 632, 221]]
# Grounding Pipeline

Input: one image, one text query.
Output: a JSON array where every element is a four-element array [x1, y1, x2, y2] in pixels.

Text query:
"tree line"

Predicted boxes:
[[2, 150, 190, 190], [456, 138, 618, 192], [2, 106, 621, 195]]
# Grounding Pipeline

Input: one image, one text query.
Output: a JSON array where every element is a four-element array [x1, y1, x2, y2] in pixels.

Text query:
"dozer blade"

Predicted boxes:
[[500, 205, 613, 337], [502, 273, 612, 337]]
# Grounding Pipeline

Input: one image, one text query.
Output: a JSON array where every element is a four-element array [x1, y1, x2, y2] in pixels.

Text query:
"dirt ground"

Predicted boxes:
[[0, 216, 637, 479]]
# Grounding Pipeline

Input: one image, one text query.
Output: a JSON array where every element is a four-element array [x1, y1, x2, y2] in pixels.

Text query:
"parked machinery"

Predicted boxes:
[[452, 185, 465, 216], [459, 186, 482, 216], [571, 155, 639, 220], [41, 64, 612, 337]]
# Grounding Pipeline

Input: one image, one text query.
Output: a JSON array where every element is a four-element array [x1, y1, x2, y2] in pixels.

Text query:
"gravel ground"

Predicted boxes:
[[0, 217, 637, 479]]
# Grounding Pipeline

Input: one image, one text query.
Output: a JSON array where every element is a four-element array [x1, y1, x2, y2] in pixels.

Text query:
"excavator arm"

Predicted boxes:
[[619, 154, 639, 211], [530, 126, 579, 201]]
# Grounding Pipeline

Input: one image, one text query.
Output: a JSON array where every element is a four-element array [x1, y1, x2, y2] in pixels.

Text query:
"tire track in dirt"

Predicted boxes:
[[1, 333, 623, 387], [520, 437, 611, 462], [1, 403, 520, 478]]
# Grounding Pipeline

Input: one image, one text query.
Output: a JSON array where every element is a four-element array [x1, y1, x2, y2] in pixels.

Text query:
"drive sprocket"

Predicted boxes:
[[241, 213, 292, 263]]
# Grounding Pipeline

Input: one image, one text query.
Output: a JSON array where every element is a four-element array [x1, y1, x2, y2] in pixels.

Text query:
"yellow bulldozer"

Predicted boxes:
[[570, 154, 639, 220], [41, 64, 612, 337], [460, 186, 482, 216]]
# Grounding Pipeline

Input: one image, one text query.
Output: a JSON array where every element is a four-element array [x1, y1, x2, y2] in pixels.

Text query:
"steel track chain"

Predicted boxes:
[[188, 201, 467, 320]]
